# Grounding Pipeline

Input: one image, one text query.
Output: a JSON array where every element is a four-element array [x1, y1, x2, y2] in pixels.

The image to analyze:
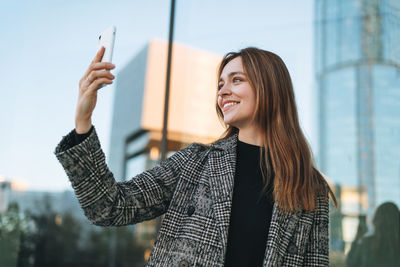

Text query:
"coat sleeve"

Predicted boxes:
[[303, 193, 330, 267], [54, 126, 199, 226]]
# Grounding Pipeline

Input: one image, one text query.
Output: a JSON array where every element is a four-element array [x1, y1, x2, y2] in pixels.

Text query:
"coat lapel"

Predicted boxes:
[[264, 204, 303, 266], [208, 133, 238, 258], [207, 132, 302, 266]]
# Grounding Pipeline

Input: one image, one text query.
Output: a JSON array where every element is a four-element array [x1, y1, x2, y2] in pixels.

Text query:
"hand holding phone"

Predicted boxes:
[[75, 26, 116, 133]]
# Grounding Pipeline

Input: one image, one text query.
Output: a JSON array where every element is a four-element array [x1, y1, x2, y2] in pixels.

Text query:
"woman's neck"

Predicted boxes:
[[238, 126, 263, 147]]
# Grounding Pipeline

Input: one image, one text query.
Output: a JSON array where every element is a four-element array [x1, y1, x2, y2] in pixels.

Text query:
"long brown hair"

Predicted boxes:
[[215, 47, 337, 212]]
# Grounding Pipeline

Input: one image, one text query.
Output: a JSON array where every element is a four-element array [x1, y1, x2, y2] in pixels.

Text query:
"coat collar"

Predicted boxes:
[[207, 131, 303, 266], [210, 132, 239, 152]]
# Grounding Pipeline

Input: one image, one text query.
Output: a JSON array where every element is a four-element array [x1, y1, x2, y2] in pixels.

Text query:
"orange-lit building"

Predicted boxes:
[[107, 40, 224, 252]]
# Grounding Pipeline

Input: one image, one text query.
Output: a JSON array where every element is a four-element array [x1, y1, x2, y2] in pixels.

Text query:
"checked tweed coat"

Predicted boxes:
[[54, 126, 330, 267]]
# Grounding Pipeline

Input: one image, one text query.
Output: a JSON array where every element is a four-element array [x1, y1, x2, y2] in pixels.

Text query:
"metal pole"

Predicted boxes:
[[161, 0, 176, 162], [157, 0, 176, 231]]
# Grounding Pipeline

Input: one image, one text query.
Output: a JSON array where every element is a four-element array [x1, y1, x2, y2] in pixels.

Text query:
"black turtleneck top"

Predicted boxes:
[[224, 139, 275, 267], [73, 126, 94, 145]]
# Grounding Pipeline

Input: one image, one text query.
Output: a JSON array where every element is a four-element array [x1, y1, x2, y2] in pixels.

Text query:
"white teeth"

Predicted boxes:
[[223, 102, 239, 108]]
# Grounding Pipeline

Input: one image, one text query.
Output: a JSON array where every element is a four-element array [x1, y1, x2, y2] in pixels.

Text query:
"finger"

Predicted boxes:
[[83, 62, 115, 82], [84, 62, 115, 78], [91, 62, 116, 71], [82, 47, 105, 79], [92, 46, 105, 64], [85, 70, 115, 85], [87, 77, 113, 92]]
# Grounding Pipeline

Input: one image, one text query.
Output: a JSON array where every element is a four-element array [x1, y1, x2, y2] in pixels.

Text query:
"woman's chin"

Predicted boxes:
[[224, 119, 236, 127], [223, 119, 232, 125]]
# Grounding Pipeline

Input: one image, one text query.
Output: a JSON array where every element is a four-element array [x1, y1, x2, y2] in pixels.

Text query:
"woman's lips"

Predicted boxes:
[[223, 102, 239, 112]]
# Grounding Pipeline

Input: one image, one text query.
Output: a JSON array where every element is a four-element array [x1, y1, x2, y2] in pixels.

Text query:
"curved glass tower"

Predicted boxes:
[[315, 0, 400, 251]]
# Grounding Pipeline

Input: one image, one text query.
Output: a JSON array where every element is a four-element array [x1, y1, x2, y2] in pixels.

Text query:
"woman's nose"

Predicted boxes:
[[218, 83, 231, 96]]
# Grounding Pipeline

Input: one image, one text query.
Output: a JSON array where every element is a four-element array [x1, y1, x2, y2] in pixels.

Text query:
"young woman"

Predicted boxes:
[[55, 46, 337, 267]]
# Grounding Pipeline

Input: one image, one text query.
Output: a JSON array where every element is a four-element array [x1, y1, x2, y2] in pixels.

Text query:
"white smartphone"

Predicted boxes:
[[97, 25, 116, 89], [98, 25, 116, 62]]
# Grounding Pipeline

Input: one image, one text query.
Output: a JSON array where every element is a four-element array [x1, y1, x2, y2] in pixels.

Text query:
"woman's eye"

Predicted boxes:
[[218, 84, 223, 90], [233, 77, 241, 82]]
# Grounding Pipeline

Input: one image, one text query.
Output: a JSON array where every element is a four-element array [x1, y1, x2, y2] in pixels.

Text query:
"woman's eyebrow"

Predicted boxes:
[[218, 71, 246, 83]]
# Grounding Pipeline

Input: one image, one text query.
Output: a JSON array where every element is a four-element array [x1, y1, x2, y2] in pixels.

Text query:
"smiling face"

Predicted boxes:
[[217, 56, 257, 130]]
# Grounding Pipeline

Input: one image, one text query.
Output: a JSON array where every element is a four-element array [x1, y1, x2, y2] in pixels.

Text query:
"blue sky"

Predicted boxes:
[[0, 0, 315, 191]]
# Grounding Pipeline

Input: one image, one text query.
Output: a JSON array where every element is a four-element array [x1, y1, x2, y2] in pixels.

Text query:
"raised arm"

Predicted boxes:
[[54, 126, 198, 226]]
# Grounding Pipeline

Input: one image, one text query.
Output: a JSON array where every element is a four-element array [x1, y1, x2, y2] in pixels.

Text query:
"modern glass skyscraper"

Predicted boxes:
[[315, 0, 400, 220]]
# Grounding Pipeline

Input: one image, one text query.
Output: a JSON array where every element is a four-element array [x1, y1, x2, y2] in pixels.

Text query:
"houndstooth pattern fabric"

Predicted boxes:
[[54, 126, 330, 267]]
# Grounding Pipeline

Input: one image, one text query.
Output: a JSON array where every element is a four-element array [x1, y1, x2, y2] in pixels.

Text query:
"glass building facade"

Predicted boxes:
[[315, 0, 400, 262]]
